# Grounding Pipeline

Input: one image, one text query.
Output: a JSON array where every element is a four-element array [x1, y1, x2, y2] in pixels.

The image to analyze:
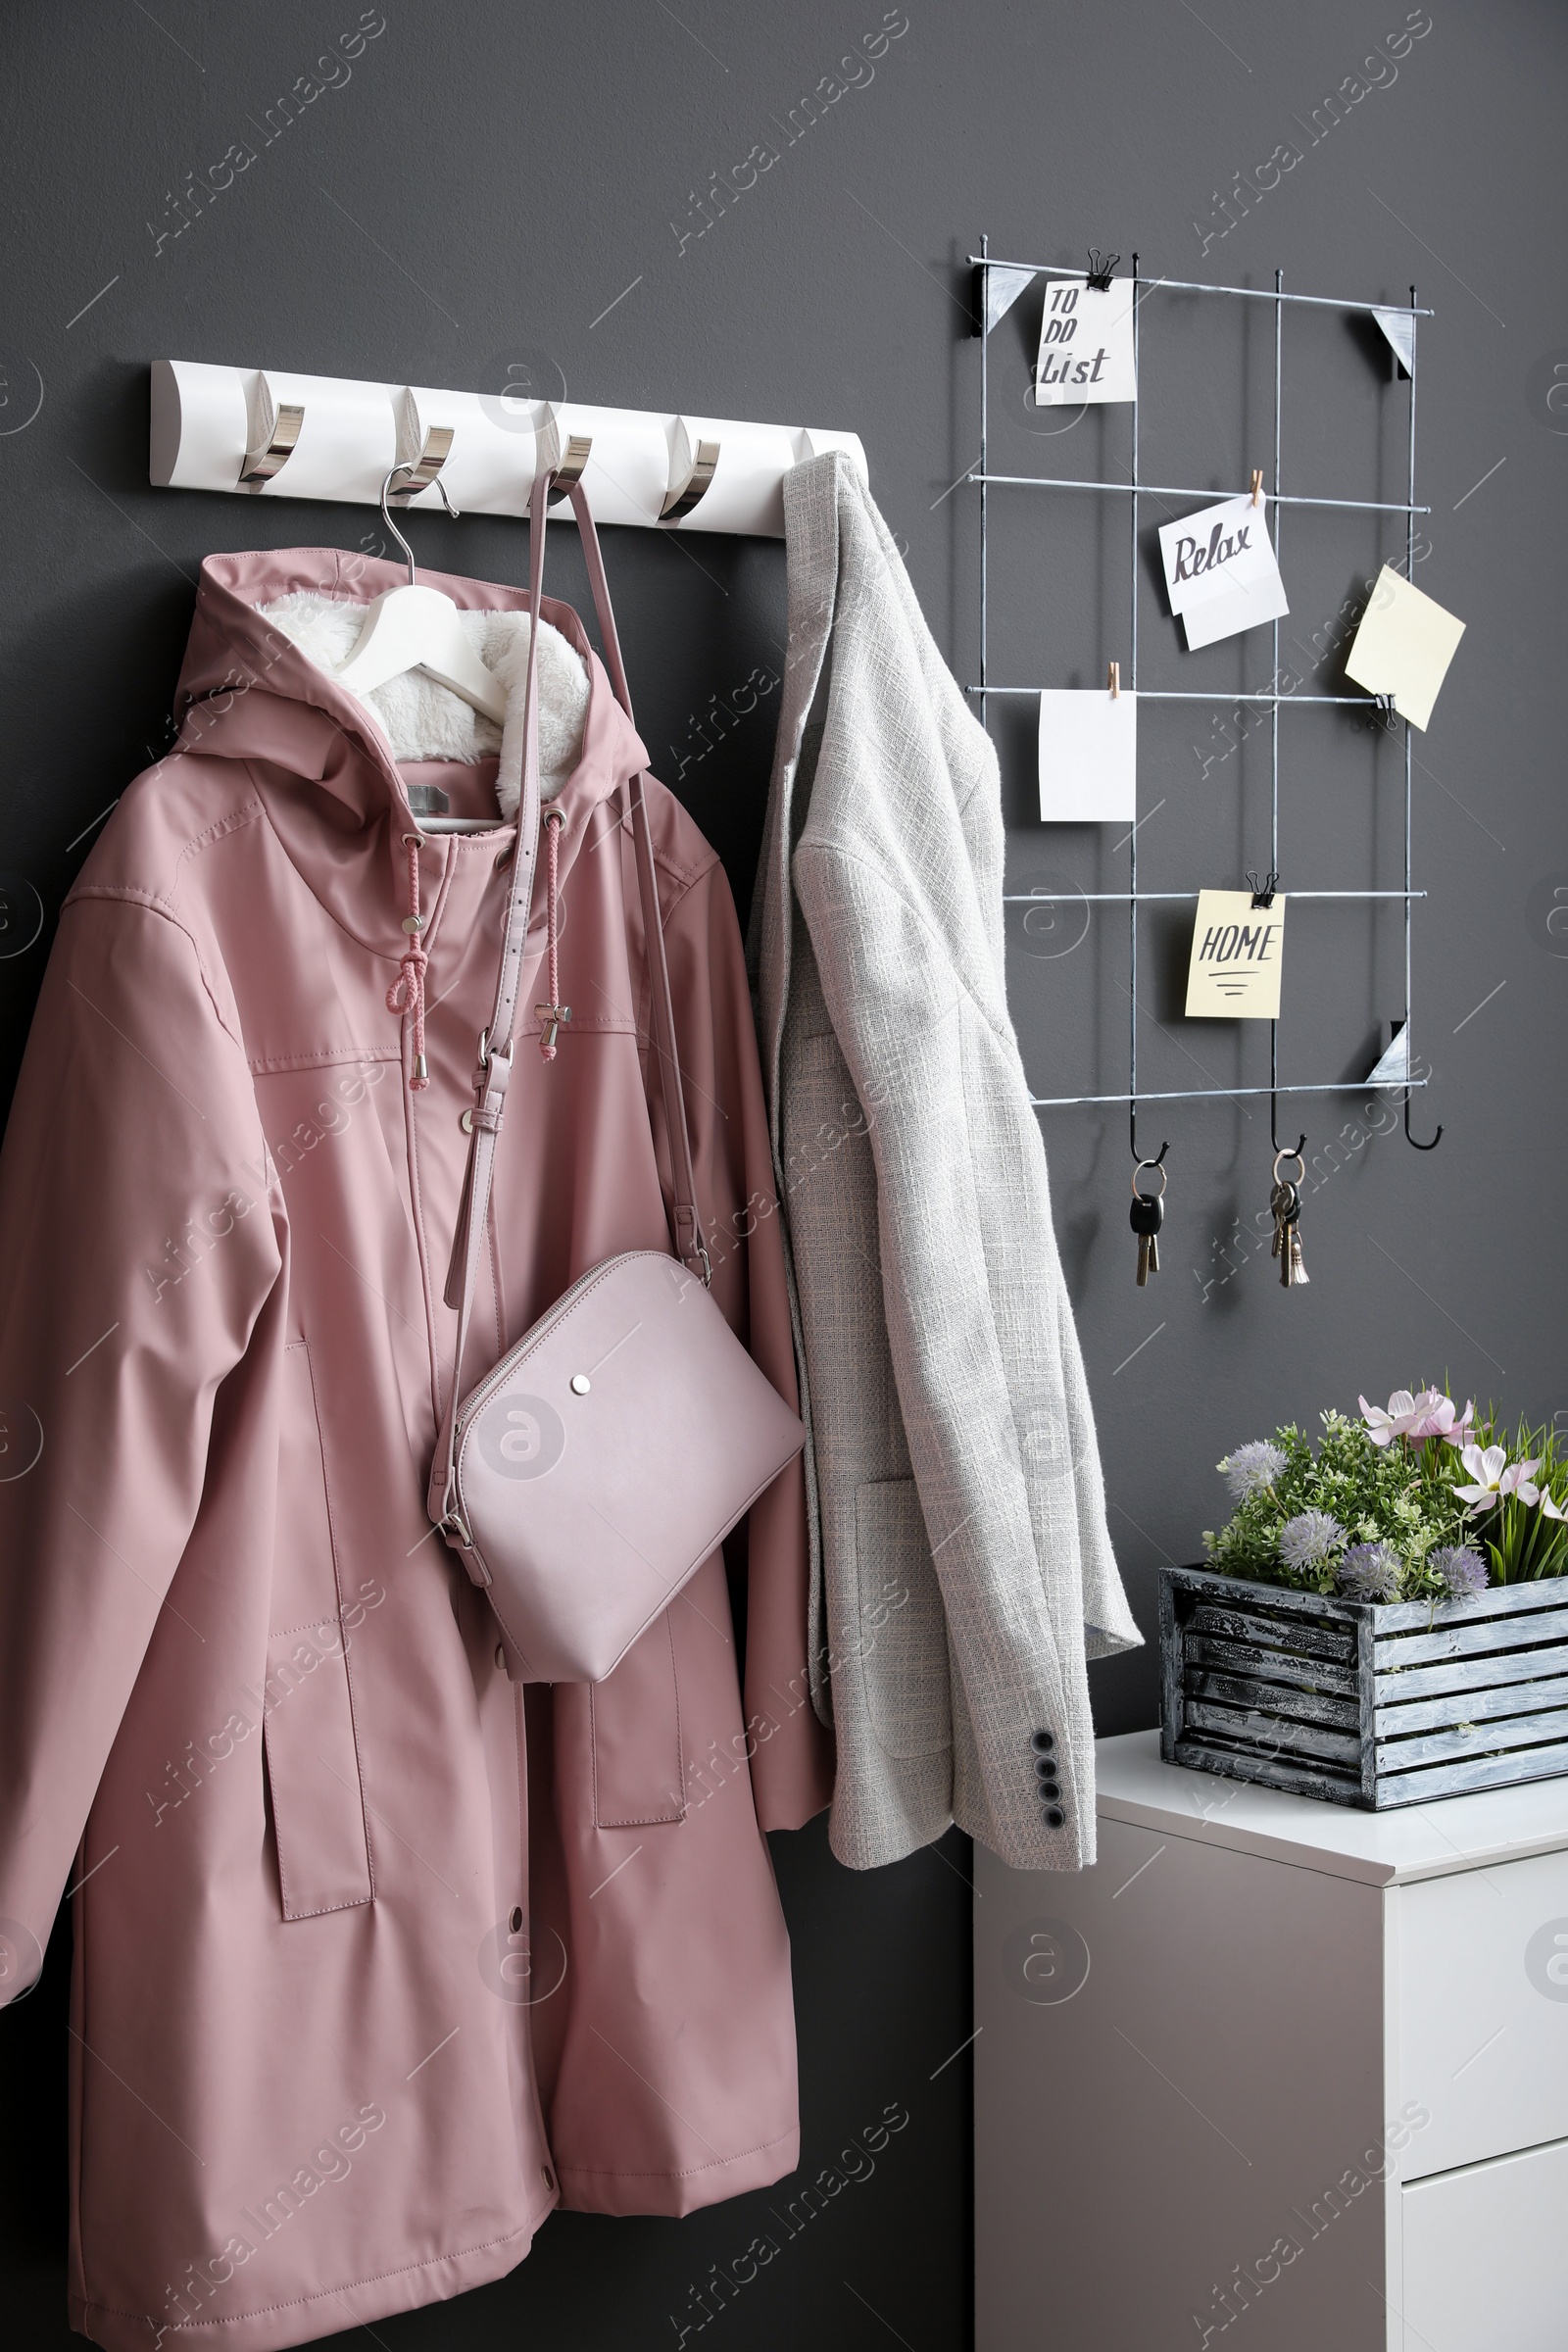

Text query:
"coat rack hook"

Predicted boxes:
[[1402, 1087, 1443, 1150], [387, 425, 455, 505], [238, 401, 304, 491], [549, 433, 593, 497], [662, 437, 721, 522]]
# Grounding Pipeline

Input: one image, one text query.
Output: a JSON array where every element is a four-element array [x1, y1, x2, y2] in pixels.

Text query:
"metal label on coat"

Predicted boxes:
[[477, 1392, 566, 1481]]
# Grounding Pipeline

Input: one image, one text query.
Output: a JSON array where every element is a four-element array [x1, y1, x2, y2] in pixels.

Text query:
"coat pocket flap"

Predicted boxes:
[[263, 1343, 374, 1920]]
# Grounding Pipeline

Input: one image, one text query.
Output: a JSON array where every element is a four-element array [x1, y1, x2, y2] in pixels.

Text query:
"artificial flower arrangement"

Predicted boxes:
[[1204, 1387, 1568, 1604]]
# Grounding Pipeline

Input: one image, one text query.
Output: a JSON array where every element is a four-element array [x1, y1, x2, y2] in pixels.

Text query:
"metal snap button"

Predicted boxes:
[[569, 1374, 591, 1396], [510, 1905, 523, 1935], [461, 1108, 474, 1132], [541, 2165, 556, 2191], [495, 1642, 506, 1670]]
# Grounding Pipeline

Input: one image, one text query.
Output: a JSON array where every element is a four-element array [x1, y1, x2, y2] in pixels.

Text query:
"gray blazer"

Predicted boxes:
[[748, 453, 1141, 1873]]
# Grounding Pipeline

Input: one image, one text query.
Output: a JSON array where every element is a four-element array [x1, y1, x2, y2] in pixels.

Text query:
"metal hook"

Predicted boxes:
[[1269, 1091, 1305, 1159], [239, 400, 304, 491], [378, 461, 460, 587], [549, 432, 593, 496], [1129, 1107, 1168, 1169], [662, 437, 721, 521], [387, 425, 455, 504], [1402, 1087, 1443, 1150]]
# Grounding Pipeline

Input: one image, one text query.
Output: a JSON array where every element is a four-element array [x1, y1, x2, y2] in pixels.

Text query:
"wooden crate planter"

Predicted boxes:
[[1158, 1564, 1568, 1809]]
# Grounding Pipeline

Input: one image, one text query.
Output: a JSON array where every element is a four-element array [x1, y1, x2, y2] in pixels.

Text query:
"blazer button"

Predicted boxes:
[[1037, 1781, 1060, 1800], [1034, 1755, 1056, 1780], [1031, 1730, 1055, 1753], [1044, 1805, 1065, 1828]]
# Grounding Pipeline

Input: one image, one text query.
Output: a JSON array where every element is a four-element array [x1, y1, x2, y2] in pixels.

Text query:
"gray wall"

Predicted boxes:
[[1, 3, 1563, 2345]]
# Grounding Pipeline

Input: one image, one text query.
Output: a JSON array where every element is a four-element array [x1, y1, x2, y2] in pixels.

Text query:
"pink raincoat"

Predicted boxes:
[[0, 546, 832, 2350]]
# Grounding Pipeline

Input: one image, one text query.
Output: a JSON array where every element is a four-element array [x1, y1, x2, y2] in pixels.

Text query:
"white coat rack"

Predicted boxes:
[[149, 361, 866, 538]]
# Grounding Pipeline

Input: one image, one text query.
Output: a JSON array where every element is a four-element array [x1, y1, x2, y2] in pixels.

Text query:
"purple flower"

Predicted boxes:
[[1430, 1545, 1488, 1598], [1278, 1509, 1346, 1575], [1219, 1441, 1288, 1500], [1339, 1543, 1400, 1602]]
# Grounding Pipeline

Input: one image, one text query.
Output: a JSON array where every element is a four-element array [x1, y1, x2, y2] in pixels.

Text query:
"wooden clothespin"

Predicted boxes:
[[1250, 468, 1264, 508], [1107, 661, 1120, 699]]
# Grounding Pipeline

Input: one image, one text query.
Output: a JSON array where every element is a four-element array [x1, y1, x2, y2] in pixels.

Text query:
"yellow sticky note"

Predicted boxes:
[[1185, 890, 1286, 1019], [1345, 565, 1464, 730]]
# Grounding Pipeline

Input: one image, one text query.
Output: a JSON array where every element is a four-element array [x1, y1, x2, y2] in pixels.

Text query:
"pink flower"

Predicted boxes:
[[1453, 1445, 1544, 1513], [1413, 1394, 1474, 1446], [1359, 1388, 1473, 1447]]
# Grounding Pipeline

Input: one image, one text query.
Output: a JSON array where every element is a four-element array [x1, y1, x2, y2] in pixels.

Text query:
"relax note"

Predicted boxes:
[[1345, 564, 1464, 730], [1035, 274, 1137, 406], [1038, 687, 1137, 822], [1185, 889, 1287, 1019], [1159, 493, 1289, 650]]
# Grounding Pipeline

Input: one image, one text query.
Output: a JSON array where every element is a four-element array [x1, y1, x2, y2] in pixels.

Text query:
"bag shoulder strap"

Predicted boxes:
[[563, 480, 707, 1278], [431, 473, 707, 1534]]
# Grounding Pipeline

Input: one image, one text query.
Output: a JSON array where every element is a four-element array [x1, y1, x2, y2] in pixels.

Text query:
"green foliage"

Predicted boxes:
[[1204, 1395, 1568, 1601], [1205, 1411, 1466, 1597]]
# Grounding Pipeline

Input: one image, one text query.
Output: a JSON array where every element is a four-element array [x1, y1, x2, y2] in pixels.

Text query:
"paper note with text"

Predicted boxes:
[[1185, 889, 1287, 1018], [1035, 274, 1136, 406], [1159, 494, 1289, 650]]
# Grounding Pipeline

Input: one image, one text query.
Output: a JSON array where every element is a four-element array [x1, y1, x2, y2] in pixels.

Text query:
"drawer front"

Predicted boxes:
[[1397, 1847, 1568, 2178], [1401, 2135, 1568, 2350]]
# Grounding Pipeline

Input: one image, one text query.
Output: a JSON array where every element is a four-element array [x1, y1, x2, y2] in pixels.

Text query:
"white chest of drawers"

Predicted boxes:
[[974, 1731, 1568, 2351]]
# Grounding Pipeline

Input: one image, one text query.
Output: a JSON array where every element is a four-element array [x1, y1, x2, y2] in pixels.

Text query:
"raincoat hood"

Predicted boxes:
[[179, 545, 648, 840]]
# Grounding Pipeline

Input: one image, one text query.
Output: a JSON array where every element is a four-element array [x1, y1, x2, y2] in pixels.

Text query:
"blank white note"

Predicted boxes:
[[1038, 688, 1137, 823]]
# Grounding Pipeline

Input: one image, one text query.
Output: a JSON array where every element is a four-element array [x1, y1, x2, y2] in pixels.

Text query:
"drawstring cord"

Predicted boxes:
[[388, 832, 430, 1090], [535, 808, 570, 1062]]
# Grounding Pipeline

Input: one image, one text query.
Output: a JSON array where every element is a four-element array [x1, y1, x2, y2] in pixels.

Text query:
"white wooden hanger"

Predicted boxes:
[[334, 449, 509, 725]]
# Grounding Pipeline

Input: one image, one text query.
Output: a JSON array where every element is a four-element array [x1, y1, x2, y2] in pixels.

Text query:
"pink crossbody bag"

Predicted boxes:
[[427, 473, 804, 1683]]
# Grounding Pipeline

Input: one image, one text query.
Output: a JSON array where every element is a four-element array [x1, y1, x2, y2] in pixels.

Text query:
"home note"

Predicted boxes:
[[1185, 889, 1288, 1019]]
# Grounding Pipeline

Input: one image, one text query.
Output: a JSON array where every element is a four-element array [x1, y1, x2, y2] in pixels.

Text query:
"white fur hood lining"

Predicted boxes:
[[257, 591, 591, 813]]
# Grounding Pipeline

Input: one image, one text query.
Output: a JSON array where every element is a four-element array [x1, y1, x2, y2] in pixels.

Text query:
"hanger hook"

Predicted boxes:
[[1402, 1087, 1443, 1150], [377, 464, 459, 587]]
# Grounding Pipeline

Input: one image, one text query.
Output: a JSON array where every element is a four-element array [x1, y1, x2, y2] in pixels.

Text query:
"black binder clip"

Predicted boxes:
[[1248, 868, 1279, 909], [1085, 248, 1120, 291]]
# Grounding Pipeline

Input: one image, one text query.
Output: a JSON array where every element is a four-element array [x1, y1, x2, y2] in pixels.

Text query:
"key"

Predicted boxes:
[[1129, 1190, 1163, 1287], [1269, 1178, 1298, 1286], [1270, 1149, 1310, 1290]]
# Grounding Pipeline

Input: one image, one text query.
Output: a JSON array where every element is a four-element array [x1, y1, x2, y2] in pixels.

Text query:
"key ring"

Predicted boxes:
[[1272, 1148, 1305, 1187], [1132, 1157, 1168, 1201]]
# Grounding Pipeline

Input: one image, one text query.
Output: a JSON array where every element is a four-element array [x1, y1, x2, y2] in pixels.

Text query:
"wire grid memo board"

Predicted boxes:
[[966, 236, 1445, 1167]]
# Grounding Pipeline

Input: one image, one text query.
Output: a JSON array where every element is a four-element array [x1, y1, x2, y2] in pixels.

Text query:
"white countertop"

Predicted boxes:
[[1096, 1730, 1568, 1884]]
